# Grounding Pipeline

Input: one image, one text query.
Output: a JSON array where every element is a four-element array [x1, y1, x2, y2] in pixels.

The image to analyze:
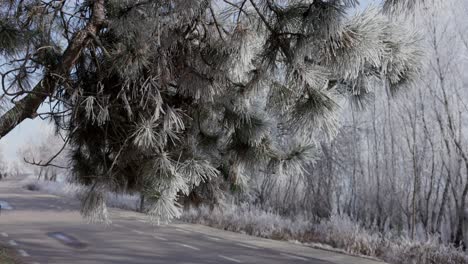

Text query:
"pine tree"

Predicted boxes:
[[0, 0, 424, 223]]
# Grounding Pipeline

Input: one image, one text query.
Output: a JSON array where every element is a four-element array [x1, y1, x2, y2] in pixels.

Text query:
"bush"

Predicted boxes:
[[181, 203, 312, 240], [182, 205, 468, 264], [311, 215, 383, 256], [383, 237, 468, 264]]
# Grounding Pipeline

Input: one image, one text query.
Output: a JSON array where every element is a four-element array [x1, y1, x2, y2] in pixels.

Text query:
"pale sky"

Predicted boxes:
[[0, 0, 377, 164], [0, 105, 54, 163]]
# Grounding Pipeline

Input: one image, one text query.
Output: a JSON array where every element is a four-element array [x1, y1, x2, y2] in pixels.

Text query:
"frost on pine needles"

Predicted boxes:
[[0, 0, 424, 224]]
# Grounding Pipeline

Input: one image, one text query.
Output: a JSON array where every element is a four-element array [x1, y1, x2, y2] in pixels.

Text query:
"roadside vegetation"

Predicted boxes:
[[23, 177, 468, 264], [182, 205, 468, 264], [0, 245, 21, 264]]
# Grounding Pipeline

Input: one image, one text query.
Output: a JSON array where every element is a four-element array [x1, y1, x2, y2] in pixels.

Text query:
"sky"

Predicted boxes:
[[0, 104, 54, 163], [0, 0, 377, 164]]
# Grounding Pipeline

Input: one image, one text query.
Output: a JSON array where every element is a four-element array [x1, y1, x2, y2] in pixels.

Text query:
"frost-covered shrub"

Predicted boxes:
[[312, 215, 383, 256], [182, 204, 468, 264], [105, 193, 140, 211], [181, 203, 312, 241], [383, 237, 468, 264]]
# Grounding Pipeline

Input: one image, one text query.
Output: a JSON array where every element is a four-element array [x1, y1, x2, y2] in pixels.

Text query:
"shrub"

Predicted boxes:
[[182, 205, 468, 264]]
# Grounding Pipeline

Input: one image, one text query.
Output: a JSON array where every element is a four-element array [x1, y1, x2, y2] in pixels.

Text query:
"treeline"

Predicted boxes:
[[243, 1, 468, 248]]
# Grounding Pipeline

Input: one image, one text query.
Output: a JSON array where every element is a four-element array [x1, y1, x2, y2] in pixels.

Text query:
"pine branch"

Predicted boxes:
[[0, 0, 107, 139]]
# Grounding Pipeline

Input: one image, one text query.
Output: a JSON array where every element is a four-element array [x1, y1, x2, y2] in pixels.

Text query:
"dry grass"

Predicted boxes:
[[0, 244, 22, 264], [181, 204, 468, 264]]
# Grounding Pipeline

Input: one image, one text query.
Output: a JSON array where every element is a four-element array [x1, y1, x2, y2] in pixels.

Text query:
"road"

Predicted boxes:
[[0, 176, 385, 264]]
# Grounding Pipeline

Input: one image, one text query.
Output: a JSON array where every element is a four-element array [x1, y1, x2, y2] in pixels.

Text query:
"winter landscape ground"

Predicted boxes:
[[11, 175, 466, 264], [0, 174, 387, 264], [1, 0, 468, 263]]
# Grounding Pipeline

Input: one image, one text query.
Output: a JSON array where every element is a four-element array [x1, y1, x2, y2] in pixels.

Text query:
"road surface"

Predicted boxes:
[[0, 176, 385, 264]]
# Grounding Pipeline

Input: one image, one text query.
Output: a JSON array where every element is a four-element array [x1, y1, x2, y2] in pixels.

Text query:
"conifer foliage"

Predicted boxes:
[[0, 0, 424, 222]]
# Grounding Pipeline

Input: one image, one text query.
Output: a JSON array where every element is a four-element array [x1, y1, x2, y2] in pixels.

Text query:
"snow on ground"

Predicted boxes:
[[21, 175, 140, 212]]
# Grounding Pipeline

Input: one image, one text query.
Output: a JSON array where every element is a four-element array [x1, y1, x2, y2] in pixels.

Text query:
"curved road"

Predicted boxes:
[[0, 176, 385, 264]]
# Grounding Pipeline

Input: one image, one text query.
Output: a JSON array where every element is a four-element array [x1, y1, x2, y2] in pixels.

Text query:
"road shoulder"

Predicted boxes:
[[171, 222, 386, 264]]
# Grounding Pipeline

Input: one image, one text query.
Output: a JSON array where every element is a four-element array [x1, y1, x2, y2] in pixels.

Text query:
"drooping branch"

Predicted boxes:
[[0, 0, 107, 139]]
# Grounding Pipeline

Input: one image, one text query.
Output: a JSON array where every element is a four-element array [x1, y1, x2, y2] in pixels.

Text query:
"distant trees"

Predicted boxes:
[[0, 150, 7, 180], [244, 0, 468, 249], [18, 132, 69, 181]]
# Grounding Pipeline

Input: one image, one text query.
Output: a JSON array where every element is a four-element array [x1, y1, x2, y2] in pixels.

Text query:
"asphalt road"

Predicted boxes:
[[0, 176, 385, 264]]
